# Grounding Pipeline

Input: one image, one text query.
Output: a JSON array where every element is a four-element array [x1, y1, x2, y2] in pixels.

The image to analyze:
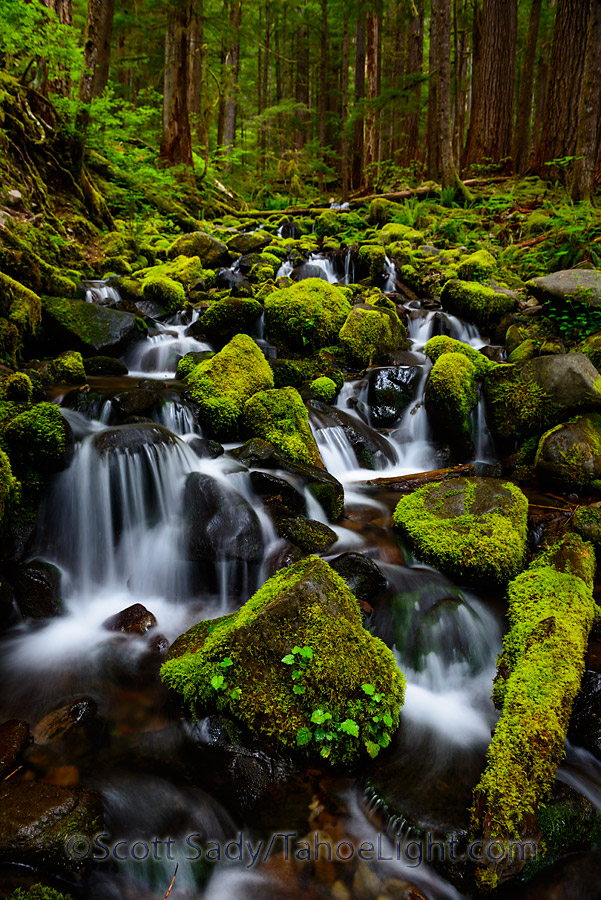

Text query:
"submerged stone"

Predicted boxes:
[[161, 555, 405, 765], [393, 477, 528, 586]]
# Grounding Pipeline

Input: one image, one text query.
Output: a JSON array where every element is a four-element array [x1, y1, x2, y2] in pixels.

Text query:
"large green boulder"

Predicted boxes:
[[471, 534, 597, 890], [424, 352, 478, 453], [0, 272, 41, 365], [265, 278, 351, 351], [227, 230, 273, 255], [535, 413, 601, 489], [201, 296, 262, 345], [338, 303, 406, 367], [393, 477, 528, 586], [41, 296, 141, 355], [440, 279, 517, 329], [243, 386, 323, 467], [167, 231, 229, 268], [161, 555, 405, 765], [4, 403, 73, 476], [186, 333, 274, 439], [423, 335, 495, 377]]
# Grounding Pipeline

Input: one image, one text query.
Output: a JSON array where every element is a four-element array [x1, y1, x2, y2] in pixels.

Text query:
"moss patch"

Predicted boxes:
[[48, 351, 86, 385], [483, 363, 558, 442], [424, 352, 478, 450], [423, 335, 494, 377], [265, 278, 351, 352], [339, 303, 406, 368], [243, 386, 323, 467], [441, 278, 517, 329], [3, 402, 71, 476]]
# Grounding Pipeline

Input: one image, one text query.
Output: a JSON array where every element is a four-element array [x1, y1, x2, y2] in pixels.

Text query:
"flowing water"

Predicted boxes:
[[1, 261, 588, 900]]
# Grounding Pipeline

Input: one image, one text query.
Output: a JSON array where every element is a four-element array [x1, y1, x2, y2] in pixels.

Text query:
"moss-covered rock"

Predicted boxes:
[[573, 332, 601, 371], [166, 231, 229, 268], [243, 386, 323, 467], [393, 477, 528, 586], [227, 230, 272, 255], [379, 222, 424, 246], [201, 296, 262, 345], [276, 517, 338, 552], [456, 249, 496, 282], [440, 278, 517, 329], [534, 413, 601, 489], [265, 278, 351, 352], [7, 886, 73, 899], [0, 272, 42, 364], [338, 303, 406, 368], [3, 372, 33, 402], [161, 555, 405, 765], [0, 448, 19, 523], [309, 376, 337, 403], [186, 333, 273, 439], [483, 364, 558, 442], [141, 275, 186, 313], [270, 358, 319, 389], [471, 534, 597, 889], [48, 351, 86, 385], [356, 244, 387, 281], [41, 296, 141, 355], [423, 335, 494, 377], [3, 403, 73, 476], [573, 505, 601, 546], [424, 352, 478, 453], [136, 255, 204, 288], [507, 338, 536, 364]]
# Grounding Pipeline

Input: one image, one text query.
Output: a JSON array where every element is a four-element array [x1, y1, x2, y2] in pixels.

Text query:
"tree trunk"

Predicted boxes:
[[362, 9, 380, 191], [572, 0, 601, 201], [318, 0, 328, 191], [426, 2, 439, 179], [40, 0, 73, 96], [295, 2, 309, 149], [434, 0, 457, 188], [534, 0, 590, 172], [90, 0, 115, 98], [351, 8, 366, 191], [463, 0, 517, 167], [223, 0, 242, 157], [512, 0, 542, 173], [188, 1, 204, 138], [453, 0, 469, 163], [403, 0, 424, 167], [341, 18, 350, 200], [159, 0, 194, 168]]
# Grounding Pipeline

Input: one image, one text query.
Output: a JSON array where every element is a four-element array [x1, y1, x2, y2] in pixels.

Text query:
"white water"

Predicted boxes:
[[407, 307, 484, 352], [82, 279, 121, 304], [127, 310, 211, 378], [156, 399, 201, 436]]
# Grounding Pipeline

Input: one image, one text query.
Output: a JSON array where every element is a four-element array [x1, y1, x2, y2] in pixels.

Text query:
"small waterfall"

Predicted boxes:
[[276, 259, 294, 278], [81, 279, 121, 304], [307, 253, 339, 283], [558, 743, 601, 812], [383, 257, 397, 292], [126, 317, 211, 378], [314, 425, 361, 476], [156, 399, 201, 436], [471, 390, 495, 463], [344, 248, 355, 283]]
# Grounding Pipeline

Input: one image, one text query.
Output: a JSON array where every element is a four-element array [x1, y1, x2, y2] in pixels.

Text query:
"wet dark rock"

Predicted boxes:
[[368, 366, 421, 427], [0, 781, 102, 871], [122, 415, 154, 424], [0, 580, 16, 626], [103, 603, 158, 634], [0, 720, 30, 778], [83, 356, 129, 377], [112, 388, 159, 418], [33, 697, 103, 756], [41, 296, 143, 356], [249, 470, 307, 516], [92, 423, 177, 456], [292, 263, 328, 281], [328, 552, 388, 605], [12, 559, 62, 619], [309, 400, 398, 469], [148, 633, 171, 656], [276, 517, 338, 552], [480, 344, 506, 363], [568, 670, 601, 757], [184, 472, 264, 564], [231, 438, 344, 520], [188, 437, 225, 459]]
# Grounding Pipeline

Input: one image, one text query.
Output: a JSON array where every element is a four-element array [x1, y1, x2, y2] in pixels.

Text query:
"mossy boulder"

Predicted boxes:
[[526, 269, 601, 309], [456, 249, 496, 282], [534, 413, 601, 490], [3, 372, 33, 402], [471, 534, 597, 889], [276, 517, 338, 553], [4, 403, 73, 476], [186, 333, 274, 439], [0, 272, 42, 364], [379, 223, 424, 246], [200, 296, 262, 345], [309, 376, 337, 403], [573, 505, 601, 546], [167, 231, 229, 268], [423, 335, 494, 377], [41, 296, 142, 355], [0, 448, 19, 523], [243, 386, 323, 467], [440, 279, 517, 329], [573, 332, 601, 371], [355, 244, 387, 281], [141, 276, 185, 314], [270, 358, 319, 389], [508, 338, 536, 364], [161, 555, 405, 765], [393, 477, 528, 586], [265, 278, 351, 352], [338, 303, 406, 368], [227, 230, 272, 255], [424, 352, 478, 454], [48, 351, 86, 385]]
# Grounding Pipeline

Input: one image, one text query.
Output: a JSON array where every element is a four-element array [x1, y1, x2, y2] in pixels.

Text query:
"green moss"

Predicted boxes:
[[187, 333, 274, 439], [0, 447, 19, 522], [243, 387, 323, 467], [483, 363, 558, 441], [3, 371, 33, 402], [7, 887, 73, 900], [441, 278, 517, 329], [141, 276, 185, 313], [161, 555, 405, 766], [101, 255, 132, 276], [456, 249, 496, 282], [315, 210, 341, 239], [423, 335, 494, 377], [136, 255, 204, 288], [508, 338, 536, 364], [309, 376, 337, 403], [534, 413, 601, 489], [573, 332, 601, 372], [573, 505, 601, 546], [48, 351, 86, 385], [471, 534, 597, 883], [368, 198, 404, 225], [424, 352, 478, 445], [0, 272, 42, 347], [339, 304, 406, 368], [265, 278, 351, 352], [379, 223, 424, 246], [166, 231, 228, 267], [4, 402, 69, 476], [277, 517, 338, 552], [393, 477, 528, 585], [270, 358, 318, 389], [356, 244, 387, 281]]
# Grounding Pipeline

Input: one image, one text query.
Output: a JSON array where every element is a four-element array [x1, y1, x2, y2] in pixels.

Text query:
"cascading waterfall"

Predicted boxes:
[[126, 309, 211, 377], [81, 279, 122, 304]]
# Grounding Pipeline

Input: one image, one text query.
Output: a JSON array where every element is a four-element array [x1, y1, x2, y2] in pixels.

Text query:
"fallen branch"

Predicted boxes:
[[163, 864, 178, 900], [364, 464, 475, 491]]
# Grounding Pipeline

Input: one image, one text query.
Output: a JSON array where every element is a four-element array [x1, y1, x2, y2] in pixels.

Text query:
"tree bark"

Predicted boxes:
[[90, 0, 115, 98], [351, 8, 366, 190], [534, 0, 590, 171], [572, 0, 601, 201], [403, 0, 424, 168], [362, 9, 380, 191], [434, 0, 457, 188], [341, 18, 350, 200], [223, 0, 242, 156], [188, 0, 204, 137], [40, 0, 73, 96], [159, 0, 194, 168], [512, 0, 542, 173], [463, 0, 517, 167], [295, 2, 309, 149], [318, 0, 328, 190], [426, 2, 439, 179]]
